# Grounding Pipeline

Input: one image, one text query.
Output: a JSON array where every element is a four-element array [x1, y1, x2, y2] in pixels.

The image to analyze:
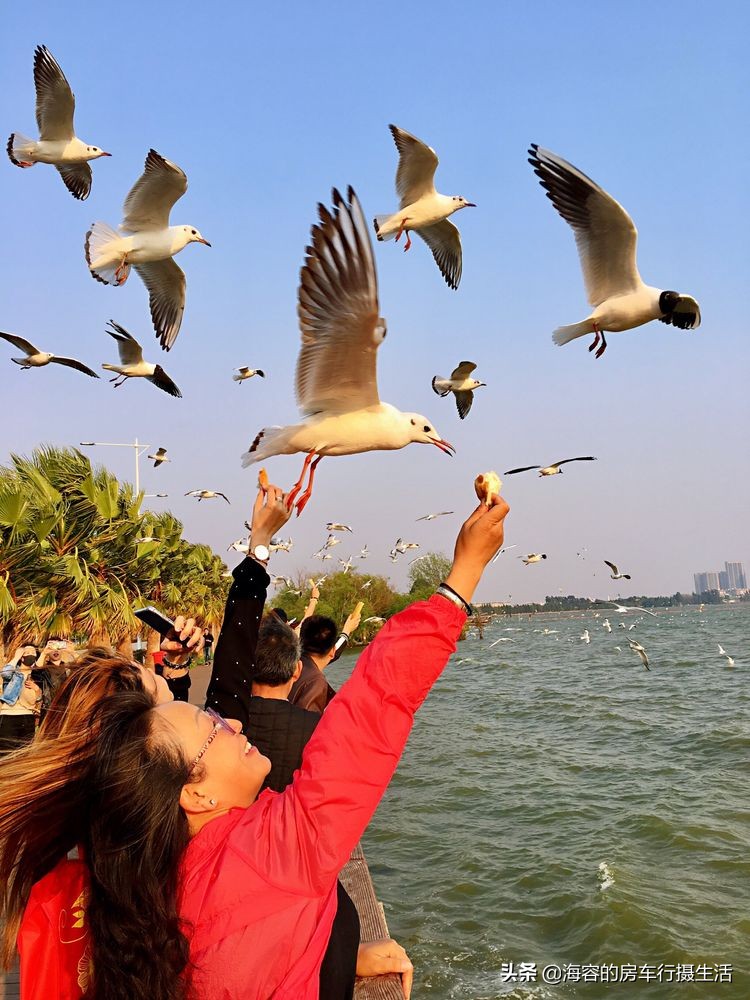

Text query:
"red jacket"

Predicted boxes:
[[18, 596, 465, 999]]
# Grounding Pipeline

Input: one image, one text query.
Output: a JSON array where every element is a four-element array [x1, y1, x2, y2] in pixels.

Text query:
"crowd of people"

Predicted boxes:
[[0, 478, 510, 999]]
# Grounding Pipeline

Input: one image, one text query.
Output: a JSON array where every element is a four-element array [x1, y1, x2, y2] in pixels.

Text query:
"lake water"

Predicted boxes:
[[328, 603, 749, 999]]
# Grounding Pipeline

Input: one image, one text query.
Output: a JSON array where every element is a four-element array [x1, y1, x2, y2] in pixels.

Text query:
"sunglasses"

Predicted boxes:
[[189, 708, 235, 772]]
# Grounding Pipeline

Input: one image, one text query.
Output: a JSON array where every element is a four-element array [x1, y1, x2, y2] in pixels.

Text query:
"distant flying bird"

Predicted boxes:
[[393, 539, 419, 554], [521, 553, 547, 566], [326, 523, 353, 533], [359, 545, 370, 559], [135, 535, 159, 544], [609, 602, 656, 617], [432, 361, 486, 419], [363, 616, 385, 625], [604, 560, 631, 580], [227, 539, 249, 553], [718, 644, 735, 668], [269, 537, 293, 553], [322, 534, 341, 550], [233, 367, 265, 383], [602, 618, 612, 633], [627, 638, 650, 670], [185, 490, 230, 503], [101, 321, 181, 397], [148, 447, 170, 468], [489, 637, 515, 647], [580, 629, 591, 644], [8, 45, 111, 200], [242, 187, 453, 515], [490, 544, 517, 564], [338, 557, 353, 574], [0, 331, 98, 378], [528, 144, 701, 359], [360, 580, 372, 590], [271, 575, 294, 590], [416, 510, 454, 521], [373, 125, 475, 289], [86, 149, 211, 350], [505, 457, 597, 476]]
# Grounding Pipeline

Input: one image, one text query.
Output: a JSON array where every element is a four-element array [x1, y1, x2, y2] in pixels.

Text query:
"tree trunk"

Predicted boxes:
[[145, 629, 161, 670]]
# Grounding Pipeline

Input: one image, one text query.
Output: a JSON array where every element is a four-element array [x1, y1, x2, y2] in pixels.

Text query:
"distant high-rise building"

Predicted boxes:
[[694, 571, 721, 594], [725, 561, 747, 590], [719, 571, 729, 591]]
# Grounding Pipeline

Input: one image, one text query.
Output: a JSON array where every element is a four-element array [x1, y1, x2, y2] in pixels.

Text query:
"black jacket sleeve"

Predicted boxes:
[[204, 557, 270, 723]]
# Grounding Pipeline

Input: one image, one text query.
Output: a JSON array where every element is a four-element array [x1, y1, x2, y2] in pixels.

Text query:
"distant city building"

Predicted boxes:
[[693, 561, 747, 595]]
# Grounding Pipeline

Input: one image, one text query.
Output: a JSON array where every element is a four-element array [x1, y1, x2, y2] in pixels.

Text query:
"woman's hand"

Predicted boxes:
[[356, 938, 413, 999], [250, 483, 292, 550], [444, 493, 510, 605], [160, 615, 204, 665]]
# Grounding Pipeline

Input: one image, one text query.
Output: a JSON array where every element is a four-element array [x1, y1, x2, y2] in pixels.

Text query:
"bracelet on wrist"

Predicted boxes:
[[435, 582, 474, 616]]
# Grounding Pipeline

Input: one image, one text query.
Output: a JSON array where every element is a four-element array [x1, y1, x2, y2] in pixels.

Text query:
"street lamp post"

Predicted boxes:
[[79, 438, 151, 495]]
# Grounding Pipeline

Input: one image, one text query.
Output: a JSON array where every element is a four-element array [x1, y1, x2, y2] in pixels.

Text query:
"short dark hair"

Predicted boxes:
[[300, 615, 338, 657], [253, 615, 301, 686], [270, 607, 288, 623]]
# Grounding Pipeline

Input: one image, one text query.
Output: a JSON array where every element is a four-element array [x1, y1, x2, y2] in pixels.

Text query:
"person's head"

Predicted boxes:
[[41, 648, 172, 740], [43, 637, 69, 666], [17, 645, 38, 668], [252, 614, 301, 688], [270, 607, 288, 623], [300, 615, 338, 664]]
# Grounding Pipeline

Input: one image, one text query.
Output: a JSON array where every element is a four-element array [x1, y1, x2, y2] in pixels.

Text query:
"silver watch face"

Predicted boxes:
[[253, 544, 270, 561]]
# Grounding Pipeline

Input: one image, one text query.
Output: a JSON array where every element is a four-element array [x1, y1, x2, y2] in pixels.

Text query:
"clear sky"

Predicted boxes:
[[1, 0, 747, 604]]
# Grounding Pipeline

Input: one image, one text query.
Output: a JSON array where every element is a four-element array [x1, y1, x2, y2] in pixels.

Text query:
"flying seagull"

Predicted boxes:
[[85, 148, 210, 350], [602, 618, 612, 633], [718, 644, 735, 668], [432, 361, 485, 419], [185, 490, 230, 503], [326, 523, 353, 533], [604, 560, 631, 580], [102, 321, 181, 397], [338, 557, 353, 574], [242, 187, 453, 514], [490, 544, 517, 564], [227, 539, 249, 553], [233, 367, 265, 383], [627, 638, 650, 670], [322, 534, 341, 550], [609, 602, 656, 617], [416, 510, 454, 521], [269, 537, 293, 553], [528, 144, 701, 359], [359, 545, 370, 559], [7, 45, 111, 200], [148, 447, 170, 468], [580, 629, 591, 644], [521, 553, 547, 566], [0, 331, 98, 377], [489, 637, 515, 647], [373, 125, 475, 290], [505, 457, 597, 476], [393, 539, 419, 554]]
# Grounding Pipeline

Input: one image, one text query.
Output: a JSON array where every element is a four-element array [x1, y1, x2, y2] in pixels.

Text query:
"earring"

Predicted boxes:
[[209, 798, 217, 806]]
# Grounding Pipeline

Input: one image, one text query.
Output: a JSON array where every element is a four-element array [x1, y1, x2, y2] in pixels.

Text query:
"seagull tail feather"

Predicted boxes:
[[241, 426, 286, 468], [85, 221, 128, 285], [431, 376, 451, 397], [552, 320, 592, 346], [7, 133, 35, 167], [373, 216, 396, 241]]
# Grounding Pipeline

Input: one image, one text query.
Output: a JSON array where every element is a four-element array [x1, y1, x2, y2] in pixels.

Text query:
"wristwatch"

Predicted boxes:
[[251, 544, 270, 564]]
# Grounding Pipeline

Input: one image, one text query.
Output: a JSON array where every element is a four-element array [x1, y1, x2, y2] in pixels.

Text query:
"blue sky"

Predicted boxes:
[[1, 0, 747, 603]]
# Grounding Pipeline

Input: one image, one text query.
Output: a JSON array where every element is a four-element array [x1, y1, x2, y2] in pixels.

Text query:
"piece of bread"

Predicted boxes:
[[474, 471, 502, 505]]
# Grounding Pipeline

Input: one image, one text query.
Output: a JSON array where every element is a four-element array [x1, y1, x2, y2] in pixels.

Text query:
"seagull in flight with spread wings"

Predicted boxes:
[[0, 330, 98, 378], [528, 145, 701, 359], [373, 125, 475, 289], [609, 602, 656, 617], [241, 187, 453, 514], [505, 457, 597, 477], [416, 510, 454, 521], [432, 361, 486, 419], [101, 321, 181, 396], [147, 447, 170, 468], [604, 560, 631, 580], [185, 490, 230, 503], [7, 45, 111, 200], [85, 149, 210, 350]]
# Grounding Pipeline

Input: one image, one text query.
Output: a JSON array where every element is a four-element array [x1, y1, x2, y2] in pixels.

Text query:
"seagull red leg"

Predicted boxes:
[[294, 455, 323, 517], [588, 324, 601, 353], [403, 229, 412, 252], [286, 451, 316, 510], [595, 330, 608, 359]]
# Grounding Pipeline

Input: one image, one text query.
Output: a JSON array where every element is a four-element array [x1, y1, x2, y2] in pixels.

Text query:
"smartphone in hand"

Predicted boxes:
[[134, 607, 188, 644]]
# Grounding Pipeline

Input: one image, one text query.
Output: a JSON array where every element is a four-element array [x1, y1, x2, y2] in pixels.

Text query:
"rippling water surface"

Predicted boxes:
[[328, 604, 749, 999]]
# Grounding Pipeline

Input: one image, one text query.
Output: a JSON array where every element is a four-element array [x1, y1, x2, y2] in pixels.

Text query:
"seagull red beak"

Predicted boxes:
[[100, 151, 112, 157], [433, 438, 455, 456], [197, 238, 212, 247]]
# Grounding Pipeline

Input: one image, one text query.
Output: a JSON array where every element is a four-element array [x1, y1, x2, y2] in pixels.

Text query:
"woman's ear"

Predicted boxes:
[[179, 784, 217, 816]]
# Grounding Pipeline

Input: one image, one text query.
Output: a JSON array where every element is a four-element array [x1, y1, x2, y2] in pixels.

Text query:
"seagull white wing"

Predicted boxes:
[[121, 149, 188, 232], [450, 361, 477, 381], [106, 321, 144, 364], [56, 162, 92, 201], [417, 220, 462, 290], [529, 145, 642, 307], [134, 259, 186, 351], [0, 331, 39, 356], [296, 186, 383, 416], [34, 46, 75, 142], [389, 124, 439, 207]]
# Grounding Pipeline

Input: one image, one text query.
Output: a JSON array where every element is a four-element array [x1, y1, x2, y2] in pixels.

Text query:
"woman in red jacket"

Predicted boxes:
[[3, 488, 509, 999]]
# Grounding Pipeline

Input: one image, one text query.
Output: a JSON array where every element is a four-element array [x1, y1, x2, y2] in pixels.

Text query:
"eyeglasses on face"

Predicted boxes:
[[189, 708, 236, 772]]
